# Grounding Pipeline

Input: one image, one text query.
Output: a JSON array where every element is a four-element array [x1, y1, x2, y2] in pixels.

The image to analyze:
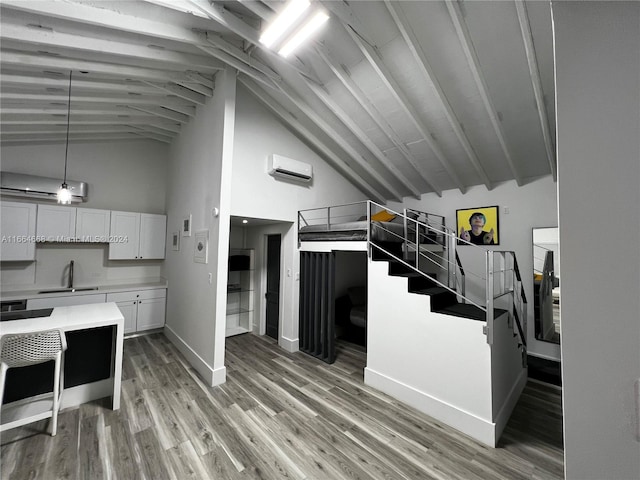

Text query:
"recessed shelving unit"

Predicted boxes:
[[226, 248, 254, 337]]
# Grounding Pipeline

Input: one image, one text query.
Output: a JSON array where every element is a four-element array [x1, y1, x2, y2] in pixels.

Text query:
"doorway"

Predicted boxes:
[[265, 234, 281, 340]]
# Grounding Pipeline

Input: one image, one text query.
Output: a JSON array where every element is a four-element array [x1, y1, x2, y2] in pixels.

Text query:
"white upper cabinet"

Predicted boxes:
[[0, 201, 37, 261], [109, 210, 141, 259], [36, 204, 76, 240], [109, 211, 166, 260], [76, 208, 110, 242], [139, 214, 167, 259]]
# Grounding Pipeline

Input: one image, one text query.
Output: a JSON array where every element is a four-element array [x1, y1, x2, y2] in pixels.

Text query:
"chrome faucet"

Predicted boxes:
[[67, 260, 74, 289]]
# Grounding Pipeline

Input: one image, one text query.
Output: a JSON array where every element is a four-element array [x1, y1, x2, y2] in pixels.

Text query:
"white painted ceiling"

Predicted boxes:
[[0, 0, 557, 202]]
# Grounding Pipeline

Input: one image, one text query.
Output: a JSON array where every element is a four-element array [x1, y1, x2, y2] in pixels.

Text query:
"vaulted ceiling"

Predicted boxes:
[[0, 0, 557, 202]]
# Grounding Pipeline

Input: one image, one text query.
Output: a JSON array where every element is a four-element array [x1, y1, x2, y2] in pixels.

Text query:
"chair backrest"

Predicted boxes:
[[0, 330, 67, 368]]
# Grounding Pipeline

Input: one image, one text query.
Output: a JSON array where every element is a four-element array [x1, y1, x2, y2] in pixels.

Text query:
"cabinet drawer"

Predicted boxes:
[[106, 288, 166, 303]]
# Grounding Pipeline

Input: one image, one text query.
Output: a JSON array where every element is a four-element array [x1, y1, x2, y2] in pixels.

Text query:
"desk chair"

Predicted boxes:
[[0, 330, 67, 436]]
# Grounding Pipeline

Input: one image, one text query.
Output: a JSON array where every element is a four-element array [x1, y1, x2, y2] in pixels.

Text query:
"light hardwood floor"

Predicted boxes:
[[1, 333, 564, 479]]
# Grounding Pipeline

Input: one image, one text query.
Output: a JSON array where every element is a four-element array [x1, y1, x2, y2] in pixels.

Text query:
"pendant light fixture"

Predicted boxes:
[[57, 70, 73, 204]]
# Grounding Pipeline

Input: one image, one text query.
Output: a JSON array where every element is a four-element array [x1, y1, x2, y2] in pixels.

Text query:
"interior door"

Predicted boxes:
[[265, 234, 281, 340]]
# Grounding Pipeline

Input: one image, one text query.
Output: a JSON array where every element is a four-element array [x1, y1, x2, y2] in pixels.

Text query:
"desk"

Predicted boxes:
[[1, 303, 124, 415]]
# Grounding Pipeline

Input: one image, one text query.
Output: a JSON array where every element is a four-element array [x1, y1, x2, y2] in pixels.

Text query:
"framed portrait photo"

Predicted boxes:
[[456, 205, 500, 246], [194, 229, 209, 264], [182, 214, 192, 237]]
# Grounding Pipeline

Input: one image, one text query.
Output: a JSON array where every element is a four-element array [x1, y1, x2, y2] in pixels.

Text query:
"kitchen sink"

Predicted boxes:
[[37, 287, 99, 294]]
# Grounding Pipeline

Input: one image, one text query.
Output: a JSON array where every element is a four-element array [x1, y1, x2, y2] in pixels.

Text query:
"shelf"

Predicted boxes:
[[225, 326, 251, 337], [226, 307, 252, 316], [227, 288, 253, 294]]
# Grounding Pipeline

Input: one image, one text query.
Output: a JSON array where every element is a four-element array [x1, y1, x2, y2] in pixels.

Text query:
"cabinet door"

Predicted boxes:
[[76, 208, 110, 242], [115, 300, 138, 334], [139, 214, 167, 259], [0, 201, 37, 261], [36, 204, 76, 240], [109, 211, 140, 259], [136, 296, 166, 331]]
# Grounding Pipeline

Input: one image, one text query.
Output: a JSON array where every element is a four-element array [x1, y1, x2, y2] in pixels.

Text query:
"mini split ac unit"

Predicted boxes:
[[0, 172, 88, 202], [268, 154, 312, 182]]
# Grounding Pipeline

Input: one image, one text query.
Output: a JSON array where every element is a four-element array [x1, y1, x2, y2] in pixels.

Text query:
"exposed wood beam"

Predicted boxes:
[[385, 0, 492, 191], [1, 124, 154, 135], [186, 0, 320, 83], [238, 75, 387, 204], [196, 45, 277, 91], [0, 106, 132, 116], [0, 73, 161, 95], [1, 51, 196, 85], [129, 130, 173, 144], [236, 0, 274, 21], [305, 80, 422, 199], [314, 46, 442, 197], [141, 81, 206, 105], [275, 81, 403, 201], [175, 79, 214, 97], [1, 114, 181, 128], [445, 0, 523, 185], [203, 32, 281, 82], [185, 71, 215, 90], [127, 106, 190, 123], [126, 124, 178, 138], [344, 23, 467, 193], [1, 132, 150, 143], [1, 92, 196, 110], [0, 23, 224, 73], [514, 0, 556, 181]]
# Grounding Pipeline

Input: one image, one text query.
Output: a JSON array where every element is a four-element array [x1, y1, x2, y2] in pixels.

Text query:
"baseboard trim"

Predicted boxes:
[[365, 367, 497, 447], [280, 336, 299, 353], [493, 368, 528, 440], [163, 326, 225, 386]]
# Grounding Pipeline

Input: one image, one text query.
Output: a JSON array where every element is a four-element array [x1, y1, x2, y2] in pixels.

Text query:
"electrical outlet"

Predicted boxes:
[[503, 206, 510, 214]]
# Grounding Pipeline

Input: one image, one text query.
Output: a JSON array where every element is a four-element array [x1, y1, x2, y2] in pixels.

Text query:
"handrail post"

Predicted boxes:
[[485, 251, 494, 345], [326, 206, 331, 230], [447, 231, 456, 289], [367, 201, 372, 259]]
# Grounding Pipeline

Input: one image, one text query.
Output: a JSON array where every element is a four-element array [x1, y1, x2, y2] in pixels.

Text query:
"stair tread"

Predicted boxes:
[[412, 287, 451, 295], [435, 303, 508, 322]]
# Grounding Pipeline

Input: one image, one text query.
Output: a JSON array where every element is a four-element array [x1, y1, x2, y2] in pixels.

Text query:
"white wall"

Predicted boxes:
[[163, 68, 235, 386], [1, 140, 168, 213], [1, 140, 168, 290], [389, 176, 560, 360], [230, 84, 368, 348], [554, 2, 640, 479]]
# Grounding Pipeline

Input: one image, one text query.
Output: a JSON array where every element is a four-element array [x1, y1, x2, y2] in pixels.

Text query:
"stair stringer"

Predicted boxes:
[[365, 258, 519, 447]]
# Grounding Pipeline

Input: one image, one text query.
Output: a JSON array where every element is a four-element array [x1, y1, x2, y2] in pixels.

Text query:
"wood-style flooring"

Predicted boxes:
[[1, 332, 564, 479]]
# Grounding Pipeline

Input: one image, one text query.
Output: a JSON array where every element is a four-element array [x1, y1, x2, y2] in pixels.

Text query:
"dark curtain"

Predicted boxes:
[[299, 251, 336, 364]]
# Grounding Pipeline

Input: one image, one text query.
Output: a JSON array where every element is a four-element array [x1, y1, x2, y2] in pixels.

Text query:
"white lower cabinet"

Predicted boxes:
[[106, 289, 166, 334]]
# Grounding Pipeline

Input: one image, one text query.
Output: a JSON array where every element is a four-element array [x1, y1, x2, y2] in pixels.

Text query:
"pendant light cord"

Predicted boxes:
[[63, 70, 72, 185]]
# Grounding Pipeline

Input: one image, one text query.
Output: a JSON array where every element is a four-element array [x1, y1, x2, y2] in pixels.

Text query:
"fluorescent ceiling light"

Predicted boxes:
[[278, 11, 329, 58], [259, 0, 310, 48]]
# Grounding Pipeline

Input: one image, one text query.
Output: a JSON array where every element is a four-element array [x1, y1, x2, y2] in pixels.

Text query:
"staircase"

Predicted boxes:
[[363, 202, 529, 447]]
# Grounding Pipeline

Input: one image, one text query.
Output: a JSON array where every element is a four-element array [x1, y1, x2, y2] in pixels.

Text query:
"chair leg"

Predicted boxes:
[[51, 354, 61, 436]]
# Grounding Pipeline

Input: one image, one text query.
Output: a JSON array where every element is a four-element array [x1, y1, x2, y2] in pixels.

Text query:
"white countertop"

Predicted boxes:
[[0, 279, 168, 302], [0, 302, 124, 334]]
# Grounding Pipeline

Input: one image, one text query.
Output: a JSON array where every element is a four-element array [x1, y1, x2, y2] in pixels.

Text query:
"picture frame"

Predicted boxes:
[[182, 214, 192, 237], [194, 229, 209, 264], [171, 231, 180, 251], [456, 205, 500, 245]]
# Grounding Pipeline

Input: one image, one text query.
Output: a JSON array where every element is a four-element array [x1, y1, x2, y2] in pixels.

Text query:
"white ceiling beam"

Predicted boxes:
[[185, 71, 214, 90], [238, 75, 387, 204], [314, 46, 442, 197], [236, 0, 274, 21], [1, 50, 196, 85], [0, 124, 151, 135], [275, 81, 403, 201], [186, 0, 320, 83], [1, 132, 148, 143], [203, 32, 281, 83], [196, 45, 277, 91], [1, 92, 196, 109], [385, 0, 493, 191], [127, 105, 190, 123], [175, 79, 214, 97], [0, 73, 161, 95], [0, 23, 224, 73], [126, 124, 178, 138], [141, 81, 206, 105], [445, 0, 523, 186], [129, 130, 173, 144], [305, 81, 422, 199], [1, 114, 180, 127], [0, 106, 132, 116], [344, 23, 467, 193], [515, 0, 556, 181]]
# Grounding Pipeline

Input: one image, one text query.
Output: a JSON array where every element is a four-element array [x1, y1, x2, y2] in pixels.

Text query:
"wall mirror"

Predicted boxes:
[[533, 227, 560, 344]]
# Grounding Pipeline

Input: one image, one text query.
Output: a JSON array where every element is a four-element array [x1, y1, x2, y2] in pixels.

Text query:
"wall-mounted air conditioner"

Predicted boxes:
[[0, 172, 88, 202], [268, 154, 312, 183]]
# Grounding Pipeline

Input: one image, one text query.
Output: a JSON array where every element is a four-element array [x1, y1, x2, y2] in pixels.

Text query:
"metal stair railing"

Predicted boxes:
[[366, 201, 528, 356]]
